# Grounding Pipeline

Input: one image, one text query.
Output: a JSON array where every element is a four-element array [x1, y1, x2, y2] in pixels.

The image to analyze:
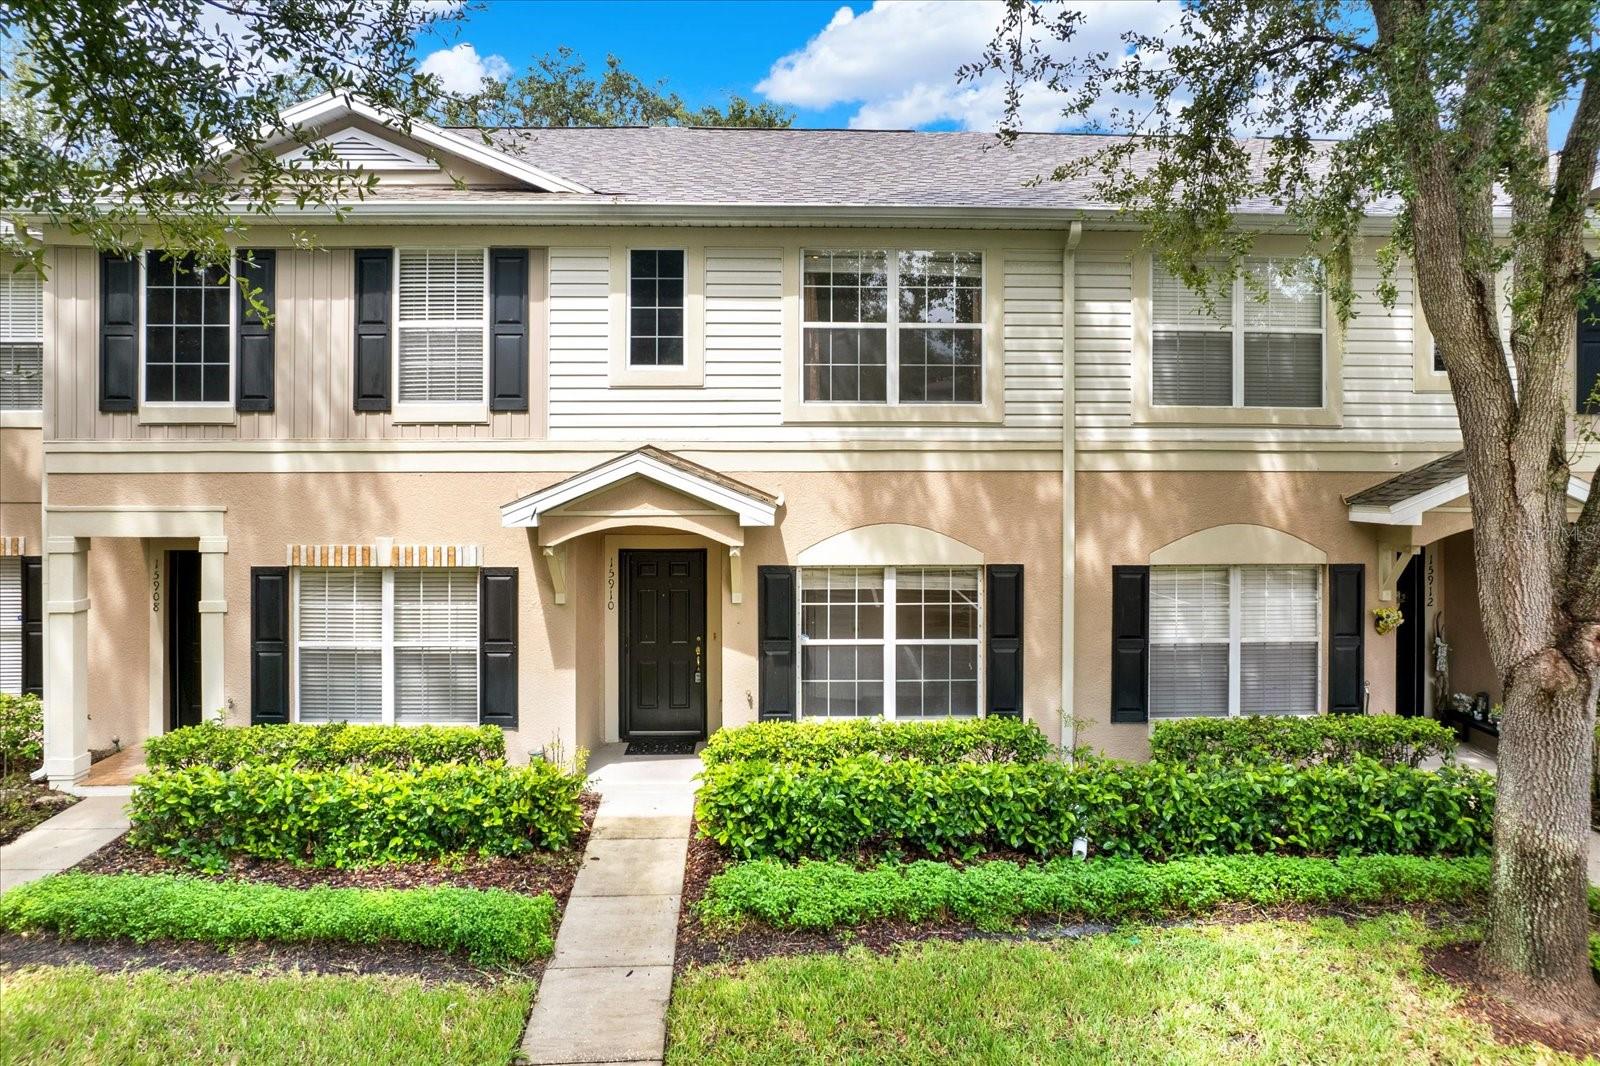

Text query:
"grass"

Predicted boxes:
[[0, 965, 532, 1066], [667, 914, 1578, 1065]]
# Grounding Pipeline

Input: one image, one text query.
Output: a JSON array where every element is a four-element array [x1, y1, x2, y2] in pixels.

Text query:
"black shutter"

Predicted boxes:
[[99, 253, 139, 412], [985, 564, 1024, 718], [250, 567, 290, 724], [757, 566, 797, 721], [352, 249, 392, 412], [480, 567, 519, 728], [1110, 565, 1150, 723], [1328, 563, 1365, 714], [1579, 262, 1600, 412], [236, 249, 275, 412], [489, 248, 530, 412], [20, 555, 42, 696]]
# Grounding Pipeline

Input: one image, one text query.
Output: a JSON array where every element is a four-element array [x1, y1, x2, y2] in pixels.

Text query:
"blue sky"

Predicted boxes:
[[415, 1, 1578, 143]]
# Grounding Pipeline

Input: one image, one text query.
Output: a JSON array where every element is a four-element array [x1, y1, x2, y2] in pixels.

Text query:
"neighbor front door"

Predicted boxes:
[[620, 549, 707, 738], [167, 549, 203, 730]]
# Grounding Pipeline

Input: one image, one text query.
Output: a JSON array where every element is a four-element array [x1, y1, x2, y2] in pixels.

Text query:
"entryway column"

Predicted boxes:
[[43, 536, 90, 786], [197, 537, 228, 720]]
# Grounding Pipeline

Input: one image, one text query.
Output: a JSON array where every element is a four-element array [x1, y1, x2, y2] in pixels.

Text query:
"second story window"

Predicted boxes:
[[0, 261, 43, 411], [145, 253, 232, 405], [396, 248, 487, 405], [629, 250, 685, 366], [1152, 257, 1324, 409], [802, 249, 985, 406]]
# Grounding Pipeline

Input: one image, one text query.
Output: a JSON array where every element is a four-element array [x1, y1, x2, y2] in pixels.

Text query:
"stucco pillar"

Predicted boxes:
[[197, 536, 228, 720], [43, 536, 90, 786]]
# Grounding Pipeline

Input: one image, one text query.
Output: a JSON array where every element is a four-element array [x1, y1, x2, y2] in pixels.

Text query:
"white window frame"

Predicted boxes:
[[137, 251, 238, 425], [1148, 564, 1323, 720], [796, 565, 985, 721], [1150, 257, 1325, 410], [291, 566, 480, 727], [0, 258, 44, 424], [799, 249, 987, 410], [391, 246, 491, 424]]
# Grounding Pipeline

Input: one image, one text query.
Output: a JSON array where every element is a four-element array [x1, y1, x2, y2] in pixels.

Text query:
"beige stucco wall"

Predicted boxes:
[[0, 427, 42, 547], [1074, 470, 1397, 761], [86, 536, 149, 752], [1438, 530, 1499, 703], [48, 468, 1065, 758]]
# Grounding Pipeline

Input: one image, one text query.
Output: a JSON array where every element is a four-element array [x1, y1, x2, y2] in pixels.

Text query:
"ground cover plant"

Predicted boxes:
[[695, 754, 1494, 861], [699, 717, 1051, 767], [129, 758, 586, 870], [0, 873, 555, 965], [697, 854, 1493, 931], [0, 965, 532, 1066], [1149, 715, 1458, 768], [0, 694, 75, 846], [142, 721, 506, 770], [666, 914, 1589, 1064]]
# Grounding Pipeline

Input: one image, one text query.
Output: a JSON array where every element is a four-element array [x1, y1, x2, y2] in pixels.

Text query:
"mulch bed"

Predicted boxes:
[[1, 792, 600, 984], [1426, 943, 1600, 1060], [0, 774, 79, 847]]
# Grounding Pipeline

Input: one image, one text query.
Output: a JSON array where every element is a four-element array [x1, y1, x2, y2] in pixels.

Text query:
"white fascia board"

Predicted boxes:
[[501, 453, 777, 529]]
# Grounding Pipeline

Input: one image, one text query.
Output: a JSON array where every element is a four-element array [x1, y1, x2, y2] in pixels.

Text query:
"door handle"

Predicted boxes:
[[694, 638, 703, 684]]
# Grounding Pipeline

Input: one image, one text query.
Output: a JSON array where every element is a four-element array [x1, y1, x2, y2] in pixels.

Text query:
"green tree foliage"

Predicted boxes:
[[439, 47, 792, 128], [0, 0, 462, 271]]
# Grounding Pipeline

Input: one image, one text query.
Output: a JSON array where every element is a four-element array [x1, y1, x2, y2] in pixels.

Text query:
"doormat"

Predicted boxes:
[[624, 739, 698, 756]]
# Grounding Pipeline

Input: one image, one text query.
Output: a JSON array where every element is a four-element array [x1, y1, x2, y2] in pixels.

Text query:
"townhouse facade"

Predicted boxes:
[[3, 95, 1593, 784]]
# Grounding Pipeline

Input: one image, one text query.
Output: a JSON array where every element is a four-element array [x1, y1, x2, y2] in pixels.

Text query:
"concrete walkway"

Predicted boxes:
[[0, 796, 130, 892], [519, 744, 699, 1066]]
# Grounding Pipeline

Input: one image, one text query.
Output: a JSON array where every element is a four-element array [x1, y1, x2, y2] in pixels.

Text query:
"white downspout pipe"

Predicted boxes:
[[1061, 221, 1083, 756]]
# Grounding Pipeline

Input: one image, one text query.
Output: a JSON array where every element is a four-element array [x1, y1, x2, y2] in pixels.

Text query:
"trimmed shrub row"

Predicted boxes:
[[0, 692, 43, 776], [129, 760, 585, 870], [700, 717, 1051, 767], [698, 854, 1494, 930], [695, 755, 1494, 861], [1149, 715, 1457, 768], [0, 872, 555, 965], [143, 721, 506, 772]]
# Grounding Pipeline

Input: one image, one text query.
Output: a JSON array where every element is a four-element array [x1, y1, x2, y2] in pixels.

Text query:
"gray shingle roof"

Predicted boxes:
[[1345, 451, 1466, 507], [429, 126, 1331, 213]]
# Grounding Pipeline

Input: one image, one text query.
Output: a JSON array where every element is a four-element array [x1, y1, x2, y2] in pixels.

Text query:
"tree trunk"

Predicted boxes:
[[1481, 656, 1600, 1018]]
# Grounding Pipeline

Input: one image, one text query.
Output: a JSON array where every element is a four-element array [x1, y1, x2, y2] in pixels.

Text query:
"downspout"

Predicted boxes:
[[1061, 221, 1082, 757]]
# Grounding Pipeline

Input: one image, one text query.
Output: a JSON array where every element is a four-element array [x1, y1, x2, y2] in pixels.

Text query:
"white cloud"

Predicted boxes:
[[757, 0, 1182, 132], [418, 42, 512, 95]]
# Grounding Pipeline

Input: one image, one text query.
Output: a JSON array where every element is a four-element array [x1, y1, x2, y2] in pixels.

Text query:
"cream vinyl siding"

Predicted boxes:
[[546, 244, 1063, 442], [1074, 251, 1462, 443], [45, 246, 545, 441]]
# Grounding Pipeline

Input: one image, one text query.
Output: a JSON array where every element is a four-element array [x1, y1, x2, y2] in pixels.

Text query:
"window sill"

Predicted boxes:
[[608, 363, 704, 388], [1133, 403, 1341, 428], [0, 410, 43, 429], [391, 403, 490, 425], [138, 405, 238, 426], [783, 399, 1004, 425]]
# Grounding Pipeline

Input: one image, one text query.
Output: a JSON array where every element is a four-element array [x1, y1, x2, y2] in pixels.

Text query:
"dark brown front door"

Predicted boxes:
[[167, 549, 203, 730], [620, 550, 707, 738]]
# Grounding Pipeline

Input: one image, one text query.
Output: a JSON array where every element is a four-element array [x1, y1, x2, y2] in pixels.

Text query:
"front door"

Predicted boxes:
[[167, 549, 203, 730], [1394, 552, 1426, 717], [620, 549, 707, 738]]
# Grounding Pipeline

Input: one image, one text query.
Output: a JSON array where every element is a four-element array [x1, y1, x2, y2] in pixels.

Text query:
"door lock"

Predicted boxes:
[[694, 638, 703, 684]]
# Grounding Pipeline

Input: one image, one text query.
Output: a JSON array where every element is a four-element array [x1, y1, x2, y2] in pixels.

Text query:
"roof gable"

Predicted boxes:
[[279, 126, 438, 171], [1347, 450, 1590, 524], [501, 446, 779, 529]]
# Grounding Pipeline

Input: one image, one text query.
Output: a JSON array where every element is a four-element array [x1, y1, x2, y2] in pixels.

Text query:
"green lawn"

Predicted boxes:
[[0, 966, 532, 1066], [668, 915, 1578, 1065]]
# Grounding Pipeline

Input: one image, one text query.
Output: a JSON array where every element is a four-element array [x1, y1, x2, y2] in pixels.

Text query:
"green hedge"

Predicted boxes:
[[0, 692, 43, 776], [700, 717, 1052, 767], [695, 755, 1494, 861], [129, 760, 585, 870], [143, 722, 506, 772], [1148, 715, 1457, 768], [0, 872, 554, 965], [699, 854, 1493, 930]]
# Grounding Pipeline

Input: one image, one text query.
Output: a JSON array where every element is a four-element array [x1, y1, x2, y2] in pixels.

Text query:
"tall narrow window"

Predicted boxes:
[[1151, 257, 1325, 409], [0, 262, 43, 411], [144, 253, 233, 404], [798, 565, 982, 719], [802, 251, 889, 402], [1149, 565, 1321, 718], [296, 569, 384, 723], [396, 248, 487, 404], [628, 250, 685, 366], [897, 251, 983, 403]]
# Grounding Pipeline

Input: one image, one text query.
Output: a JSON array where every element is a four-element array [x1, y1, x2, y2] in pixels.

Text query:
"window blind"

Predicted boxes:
[[1239, 567, 1320, 715], [393, 568, 478, 725], [0, 557, 21, 695], [0, 344, 42, 410], [1149, 566, 1230, 717], [0, 265, 43, 344], [296, 569, 382, 722], [396, 249, 486, 404]]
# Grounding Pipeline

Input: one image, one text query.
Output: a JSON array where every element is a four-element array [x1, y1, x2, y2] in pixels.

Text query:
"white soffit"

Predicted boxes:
[[502, 448, 778, 529], [797, 523, 984, 567], [1348, 474, 1592, 525], [1149, 523, 1327, 567]]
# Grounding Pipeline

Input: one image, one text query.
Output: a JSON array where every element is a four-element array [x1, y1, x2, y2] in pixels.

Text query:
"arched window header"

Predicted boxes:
[[1149, 523, 1327, 567], [797, 523, 984, 567]]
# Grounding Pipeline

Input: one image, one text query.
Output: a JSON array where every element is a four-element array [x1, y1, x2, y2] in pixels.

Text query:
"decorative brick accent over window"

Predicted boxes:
[[285, 543, 482, 567]]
